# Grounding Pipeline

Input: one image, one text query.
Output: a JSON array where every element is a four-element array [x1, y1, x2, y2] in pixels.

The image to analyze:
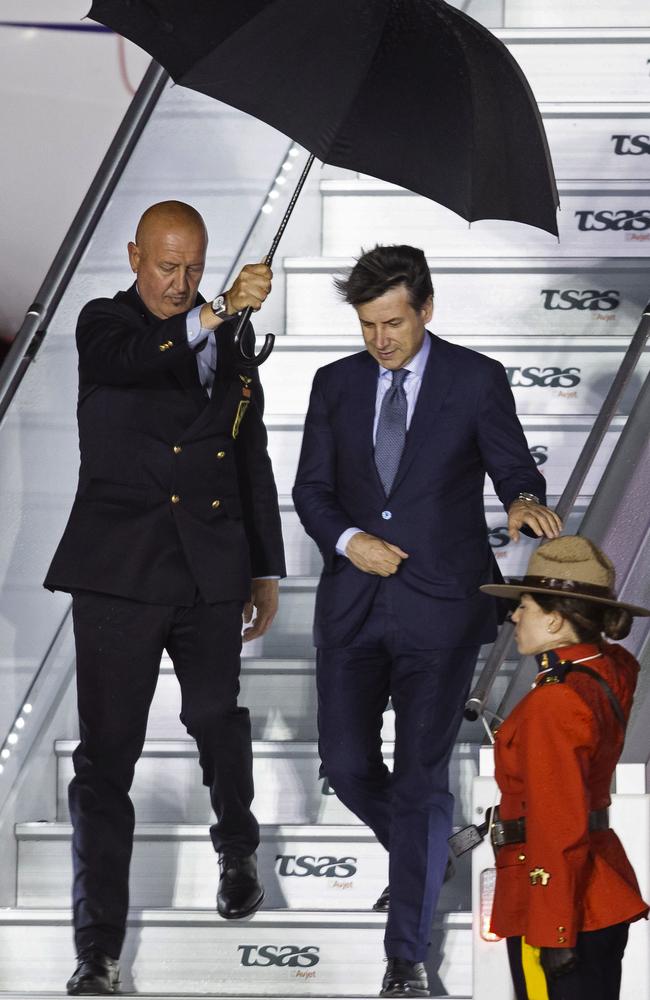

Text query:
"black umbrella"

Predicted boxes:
[[89, 0, 559, 364]]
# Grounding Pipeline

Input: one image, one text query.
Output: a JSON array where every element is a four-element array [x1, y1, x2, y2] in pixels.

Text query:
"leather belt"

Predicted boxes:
[[491, 807, 609, 848]]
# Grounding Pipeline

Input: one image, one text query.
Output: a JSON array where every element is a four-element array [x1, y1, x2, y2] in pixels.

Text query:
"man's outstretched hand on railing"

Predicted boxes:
[[508, 498, 563, 542]]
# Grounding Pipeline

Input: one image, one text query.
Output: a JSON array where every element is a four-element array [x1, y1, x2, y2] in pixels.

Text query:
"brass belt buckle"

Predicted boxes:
[[490, 820, 508, 849]]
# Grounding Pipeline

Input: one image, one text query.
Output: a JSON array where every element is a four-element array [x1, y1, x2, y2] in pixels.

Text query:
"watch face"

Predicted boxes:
[[212, 294, 227, 315]]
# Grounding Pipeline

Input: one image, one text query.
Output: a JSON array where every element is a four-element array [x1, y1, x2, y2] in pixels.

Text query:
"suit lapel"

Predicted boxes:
[[389, 334, 452, 496], [347, 352, 385, 494], [173, 353, 210, 411]]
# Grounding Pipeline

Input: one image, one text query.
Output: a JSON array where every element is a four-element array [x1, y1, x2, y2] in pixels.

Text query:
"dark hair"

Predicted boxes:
[[532, 592, 632, 642], [334, 244, 433, 310]]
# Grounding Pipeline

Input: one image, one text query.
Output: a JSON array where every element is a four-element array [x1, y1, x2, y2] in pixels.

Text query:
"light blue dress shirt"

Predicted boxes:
[[336, 333, 431, 557], [186, 304, 216, 394]]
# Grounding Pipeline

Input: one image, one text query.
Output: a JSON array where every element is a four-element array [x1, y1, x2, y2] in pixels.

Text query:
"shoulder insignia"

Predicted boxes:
[[534, 650, 571, 687]]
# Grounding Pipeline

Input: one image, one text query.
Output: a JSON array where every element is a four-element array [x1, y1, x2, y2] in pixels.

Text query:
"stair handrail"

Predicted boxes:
[[0, 60, 168, 428], [465, 302, 650, 724]]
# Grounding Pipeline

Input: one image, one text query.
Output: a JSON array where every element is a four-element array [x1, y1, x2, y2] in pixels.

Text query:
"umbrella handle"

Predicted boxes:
[[232, 308, 275, 367], [233, 152, 316, 366]]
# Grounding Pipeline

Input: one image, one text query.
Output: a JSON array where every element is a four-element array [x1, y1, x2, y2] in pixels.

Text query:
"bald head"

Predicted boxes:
[[134, 200, 208, 248], [128, 201, 208, 319]]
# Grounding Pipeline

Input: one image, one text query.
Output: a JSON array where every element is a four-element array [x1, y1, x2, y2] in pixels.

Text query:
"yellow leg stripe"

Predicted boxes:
[[521, 937, 550, 1000]]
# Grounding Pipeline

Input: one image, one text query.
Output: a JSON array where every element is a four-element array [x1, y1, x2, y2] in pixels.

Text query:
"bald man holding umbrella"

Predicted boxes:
[[45, 200, 285, 994]]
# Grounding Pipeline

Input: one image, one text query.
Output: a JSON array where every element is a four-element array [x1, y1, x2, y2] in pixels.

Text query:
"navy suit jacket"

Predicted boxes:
[[293, 333, 546, 649], [45, 285, 285, 605]]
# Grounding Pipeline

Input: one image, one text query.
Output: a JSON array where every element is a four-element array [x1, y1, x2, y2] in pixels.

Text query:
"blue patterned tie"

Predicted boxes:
[[374, 368, 408, 495]]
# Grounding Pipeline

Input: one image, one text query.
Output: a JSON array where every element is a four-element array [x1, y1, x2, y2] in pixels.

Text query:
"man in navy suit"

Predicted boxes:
[[45, 202, 285, 995], [292, 245, 561, 997]]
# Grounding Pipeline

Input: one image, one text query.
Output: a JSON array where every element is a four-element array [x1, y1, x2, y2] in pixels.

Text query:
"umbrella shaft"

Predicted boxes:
[[232, 150, 315, 366], [266, 152, 316, 267]]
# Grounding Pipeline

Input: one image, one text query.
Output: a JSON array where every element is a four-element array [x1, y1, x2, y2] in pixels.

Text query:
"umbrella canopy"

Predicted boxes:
[[89, 0, 559, 237]]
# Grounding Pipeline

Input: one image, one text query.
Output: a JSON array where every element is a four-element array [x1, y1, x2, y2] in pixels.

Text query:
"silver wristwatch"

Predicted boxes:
[[210, 293, 231, 317], [516, 492, 540, 504]]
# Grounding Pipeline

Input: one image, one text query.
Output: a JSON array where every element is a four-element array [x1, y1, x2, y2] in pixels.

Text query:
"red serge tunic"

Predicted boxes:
[[490, 641, 649, 947]]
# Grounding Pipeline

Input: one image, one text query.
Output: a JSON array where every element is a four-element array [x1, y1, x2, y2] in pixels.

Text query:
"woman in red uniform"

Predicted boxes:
[[481, 535, 649, 1000]]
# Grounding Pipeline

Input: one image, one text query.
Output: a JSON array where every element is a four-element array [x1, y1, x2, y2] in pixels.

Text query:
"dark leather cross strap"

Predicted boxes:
[[564, 664, 627, 730]]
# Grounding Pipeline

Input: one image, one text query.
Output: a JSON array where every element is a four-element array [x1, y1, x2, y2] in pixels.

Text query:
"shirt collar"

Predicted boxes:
[[378, 330, 431, 380]]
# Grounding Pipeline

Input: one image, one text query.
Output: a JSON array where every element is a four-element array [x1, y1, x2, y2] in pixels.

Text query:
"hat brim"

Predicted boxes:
[[480, 581, 650, 617]]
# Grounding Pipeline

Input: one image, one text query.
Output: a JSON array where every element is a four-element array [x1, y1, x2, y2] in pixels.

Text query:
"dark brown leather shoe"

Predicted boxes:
[[66, 949, 120, 995], [217, 851, 264, 919], [380, 958, 429, 997], [373, 884, 390, 911]]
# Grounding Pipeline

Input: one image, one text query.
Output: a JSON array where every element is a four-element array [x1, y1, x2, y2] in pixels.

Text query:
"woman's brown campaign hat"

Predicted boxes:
[[480, 535, 650, 616]]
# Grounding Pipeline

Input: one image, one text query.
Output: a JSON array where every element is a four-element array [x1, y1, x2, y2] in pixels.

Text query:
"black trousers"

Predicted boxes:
[[69, 591, 258, 958], [507, 923, 630, 1000], [317, 586, 479, 962]]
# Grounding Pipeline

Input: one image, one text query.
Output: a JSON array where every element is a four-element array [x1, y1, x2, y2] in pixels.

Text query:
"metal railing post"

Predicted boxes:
[[0, 60, 168, 427]]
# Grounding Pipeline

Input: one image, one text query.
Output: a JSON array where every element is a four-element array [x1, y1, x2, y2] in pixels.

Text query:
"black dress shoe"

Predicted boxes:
[[374, 856, 455, 911], [66, 949, 120, 995], [373, 884, 390, 911], [217, 851, 264, 919], [380, 958, 429, 997]]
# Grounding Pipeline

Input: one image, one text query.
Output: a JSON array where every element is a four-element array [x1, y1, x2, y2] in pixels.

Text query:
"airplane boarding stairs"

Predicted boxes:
[[0, 5, 649, 998]]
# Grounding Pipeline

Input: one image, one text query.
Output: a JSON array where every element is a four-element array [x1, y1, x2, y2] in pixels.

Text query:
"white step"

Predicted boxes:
[[261, 335, 650, 420], [266, 414, 626, 501], [0, 908, 472, 996], [504, 1, 650, 28], [151, 658, 319, 741], [243, 504, 586, 658], [15, 821, 467, 914], [0, 455, 610, 602], [320, 179, 650, 258], [284, 257, 649, 340], [149, 655, 516, 746], [537, 104, 650, 181], [54, 740, 479, 827], [16, 823, 389, 910], [234, 578, 316, 658], [279, 493, 587, 581], [494, 28, 650, 102]]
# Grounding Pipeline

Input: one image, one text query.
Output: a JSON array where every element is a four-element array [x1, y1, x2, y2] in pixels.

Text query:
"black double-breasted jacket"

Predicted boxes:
[[45, 285, 286, 605]]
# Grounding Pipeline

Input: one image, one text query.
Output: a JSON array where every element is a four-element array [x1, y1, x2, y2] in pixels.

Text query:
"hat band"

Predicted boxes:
[[522, 575, 615, 600]]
